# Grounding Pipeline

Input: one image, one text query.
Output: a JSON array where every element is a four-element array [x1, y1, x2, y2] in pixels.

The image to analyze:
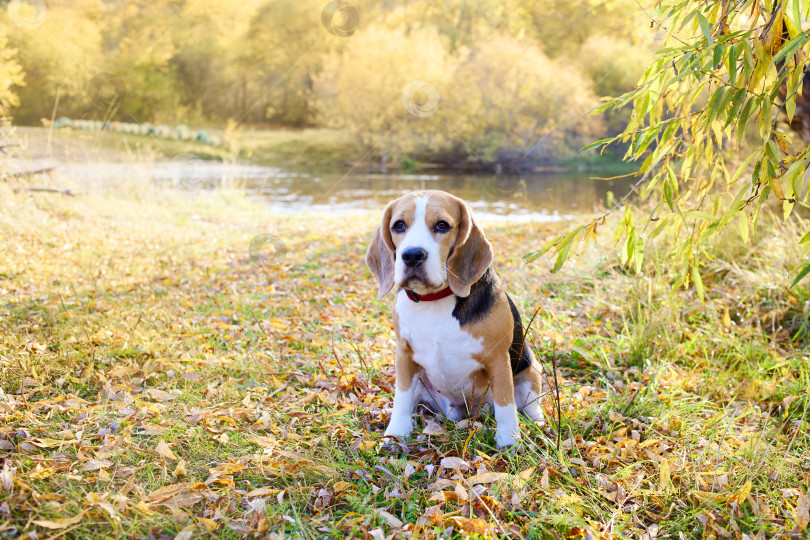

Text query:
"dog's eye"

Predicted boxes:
[[392, 220, 407, 233], [434, 220, 451, 233]]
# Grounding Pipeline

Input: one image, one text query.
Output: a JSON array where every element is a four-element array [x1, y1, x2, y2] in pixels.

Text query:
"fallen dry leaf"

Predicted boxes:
[[467, 471, 509, 485], [81, 459, 112, 472], [32, 510, 86, 529], [174, 526, 195, 540], [0, 462, 14, 494], [659, 458, 670, 489], [728, 480, 752, 505], [156, 440, 178, 461], [378, 510, 403, 528], [440, 457, 470, 470], [796, 492, 809, 530], [173, 459, 187, 477]]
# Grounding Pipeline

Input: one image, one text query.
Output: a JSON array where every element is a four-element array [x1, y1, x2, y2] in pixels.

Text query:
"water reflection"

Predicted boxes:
[[44, 159, 635, 221], [245, 170, 635, 221]]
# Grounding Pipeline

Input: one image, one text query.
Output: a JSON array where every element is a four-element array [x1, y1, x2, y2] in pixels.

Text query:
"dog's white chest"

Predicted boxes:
[[395, 292, 484, 399]]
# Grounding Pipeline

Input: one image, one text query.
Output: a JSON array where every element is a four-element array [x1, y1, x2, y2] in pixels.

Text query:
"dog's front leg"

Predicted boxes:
[[384, 339, 421, 439], [489, 356, 522, 448]]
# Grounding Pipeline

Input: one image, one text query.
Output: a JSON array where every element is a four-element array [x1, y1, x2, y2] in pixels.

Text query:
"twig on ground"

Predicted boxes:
[[12, 187, 73, 196]]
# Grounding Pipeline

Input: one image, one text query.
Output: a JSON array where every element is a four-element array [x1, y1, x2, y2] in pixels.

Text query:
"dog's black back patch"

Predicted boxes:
[[453, 268, 532, 374], [452, 267, 496, 326], [507, 294, 532, 375]]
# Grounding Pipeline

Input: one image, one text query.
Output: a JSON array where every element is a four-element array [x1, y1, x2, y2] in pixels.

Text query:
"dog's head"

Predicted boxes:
[[365, 191, 493, 298]]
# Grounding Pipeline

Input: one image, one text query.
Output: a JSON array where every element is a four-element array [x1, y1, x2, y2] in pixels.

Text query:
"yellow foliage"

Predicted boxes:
[[444, 34, 603, 162], [0, 29, 24, 108], [313, 25, 451, 156], [575, 34, 653, 98]]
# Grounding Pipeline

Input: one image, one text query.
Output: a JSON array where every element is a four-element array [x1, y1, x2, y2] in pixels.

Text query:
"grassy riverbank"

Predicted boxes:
[[0, 182, 808, 538], [15, 126, 633, 173]]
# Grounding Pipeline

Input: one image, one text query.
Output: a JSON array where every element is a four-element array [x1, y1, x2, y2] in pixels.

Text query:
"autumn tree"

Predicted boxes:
[[531, 0, 810, 292], [0, 28, 24, 110]]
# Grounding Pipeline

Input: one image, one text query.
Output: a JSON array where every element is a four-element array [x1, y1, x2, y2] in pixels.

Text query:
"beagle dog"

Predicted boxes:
[[366, 190, 543, 448]]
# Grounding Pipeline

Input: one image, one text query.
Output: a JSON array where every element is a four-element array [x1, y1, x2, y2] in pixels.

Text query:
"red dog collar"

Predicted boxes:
[[404, 287, 454, 303]]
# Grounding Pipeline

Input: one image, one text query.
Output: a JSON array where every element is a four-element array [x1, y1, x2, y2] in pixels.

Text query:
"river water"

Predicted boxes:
[[19, 158, 635, 222]]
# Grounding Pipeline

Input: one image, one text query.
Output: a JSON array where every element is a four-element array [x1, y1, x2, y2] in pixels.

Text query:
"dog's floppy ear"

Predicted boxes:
[[365, 202, 396, 298], [446, 199, 493, 297]]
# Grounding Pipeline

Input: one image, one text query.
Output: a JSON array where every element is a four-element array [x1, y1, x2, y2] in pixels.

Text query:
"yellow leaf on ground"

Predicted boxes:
[[199, 518, 218, 532], [246, 487, 278, 497], [173, 460, 187, 477], [449, 516, 488, 534], [250, 434, 277, 448], [30, 438, 69, 448], [728, 480, 752, 505], [135, 500, 154, 515], [454, 482, 469, 502], [32, 510, 86, 529], [659, 458, 670, 489], [29, 466, 56, 480], [82, 459, 112, 472], [144, 388, 176, 401], [147, 482, 205, 507], [428, 491, 446, 502], [467, 471, 508, 485], [357, 440, 376, 451], [156, 440, 178, 461], [269, 318, 288, 329], [333, 481, 353, 492]]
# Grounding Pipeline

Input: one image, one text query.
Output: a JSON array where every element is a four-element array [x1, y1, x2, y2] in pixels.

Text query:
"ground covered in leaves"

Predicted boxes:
[[0, 184, 808, 539]]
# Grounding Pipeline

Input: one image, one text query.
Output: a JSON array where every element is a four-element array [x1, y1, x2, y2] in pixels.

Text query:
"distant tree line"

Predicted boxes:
[[0, 0, 656, 166]]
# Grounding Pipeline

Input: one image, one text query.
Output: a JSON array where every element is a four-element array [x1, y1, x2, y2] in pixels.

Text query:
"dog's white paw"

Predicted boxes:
[[520, 401, 544, 423], [383, 419, 413, 439], [495, 429, 521, 449]]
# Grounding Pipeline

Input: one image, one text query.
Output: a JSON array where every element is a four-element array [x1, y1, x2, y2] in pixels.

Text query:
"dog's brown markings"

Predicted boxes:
[[391, 307, 420, 393], [462, 275, 518, 407], [365, 201, 395, 298], [438, 193, 493, 298]]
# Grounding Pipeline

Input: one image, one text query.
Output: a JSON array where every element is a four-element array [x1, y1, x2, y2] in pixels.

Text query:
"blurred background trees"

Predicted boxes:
[[0, 0, 655, 166]]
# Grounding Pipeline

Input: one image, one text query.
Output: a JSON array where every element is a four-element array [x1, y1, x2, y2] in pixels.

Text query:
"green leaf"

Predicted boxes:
[[787, 95, 797, 123], [738, 212, 749, 244], [794, 0, 802, 31], [580, 137, 614, 152], [634, 236, 644, 274], [523, 234, 564, 262], [736, 96, 756, 136], [696, 12, 713, 44], [664, 178, 675, 210], [790, 263, 810, 289], [800, 230, 810, 244], [724, 88, 747, 129], [551, 228, 583, 273], [771, 31, 810, 66], [765, 140, 781, 165], [706, 87, 726, 126]]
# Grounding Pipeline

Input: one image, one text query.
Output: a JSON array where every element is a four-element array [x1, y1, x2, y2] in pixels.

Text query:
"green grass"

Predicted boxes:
[[0, 180, 808, 538]]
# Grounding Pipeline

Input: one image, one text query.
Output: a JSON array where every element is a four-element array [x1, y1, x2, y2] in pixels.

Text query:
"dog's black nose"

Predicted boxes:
[[401, 247, 427, 268]]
